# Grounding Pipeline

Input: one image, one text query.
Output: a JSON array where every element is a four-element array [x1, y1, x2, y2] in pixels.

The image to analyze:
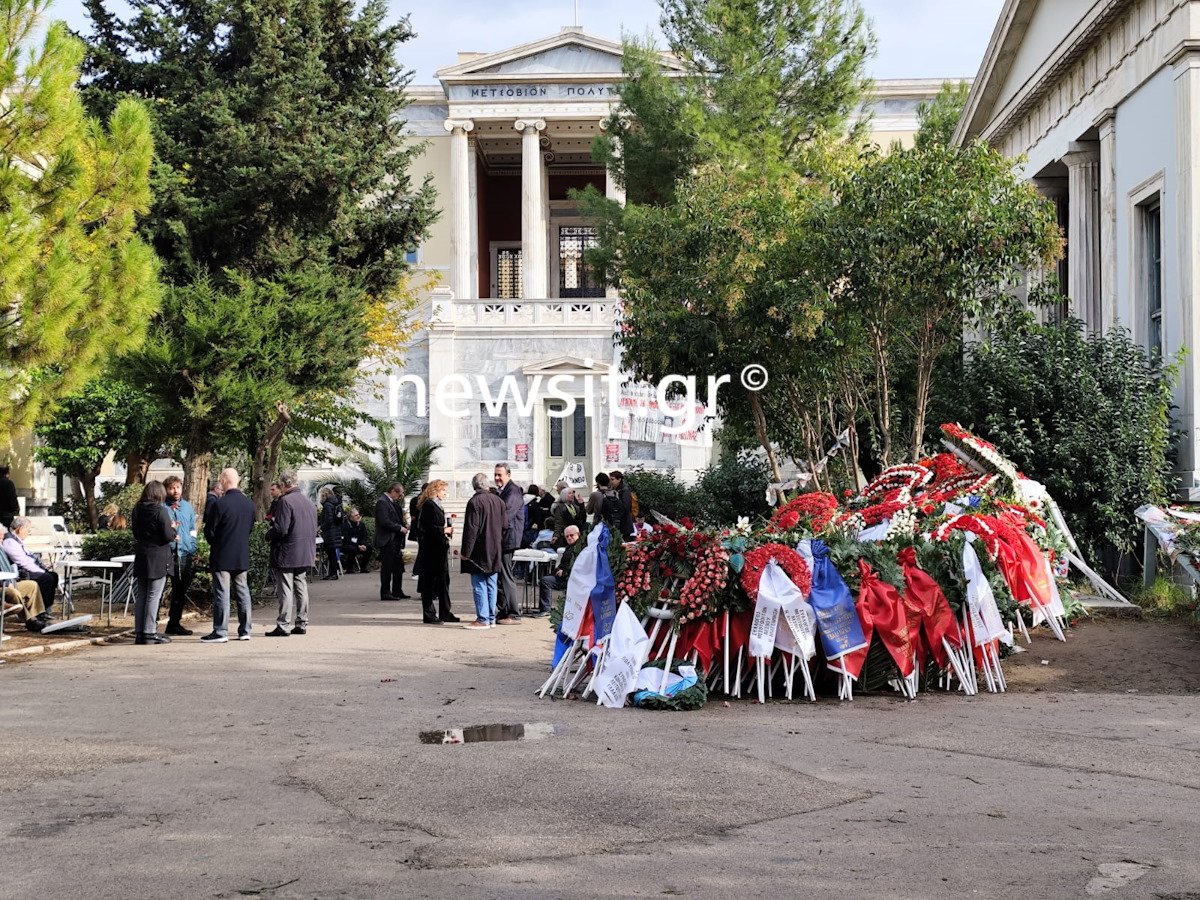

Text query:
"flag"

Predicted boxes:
[[593, 603, 652, 708]]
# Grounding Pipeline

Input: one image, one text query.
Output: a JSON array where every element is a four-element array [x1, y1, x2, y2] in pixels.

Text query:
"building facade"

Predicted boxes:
[[956, 0, 1200, 496]]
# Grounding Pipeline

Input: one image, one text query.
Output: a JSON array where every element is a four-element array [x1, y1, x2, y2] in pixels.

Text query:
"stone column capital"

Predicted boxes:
[[444, 118, 475, 134], [1093, 108, 1116, 137], [1063, 142, 1100, 169], [514, 118, 546, 134]]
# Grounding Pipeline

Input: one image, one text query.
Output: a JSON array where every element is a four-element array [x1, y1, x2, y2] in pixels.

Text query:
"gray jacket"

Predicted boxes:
[[269, 488, 318, 569]]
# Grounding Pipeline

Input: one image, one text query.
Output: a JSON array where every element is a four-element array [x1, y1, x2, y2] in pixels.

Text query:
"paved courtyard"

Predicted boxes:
[[3, 574, 1200, 899]]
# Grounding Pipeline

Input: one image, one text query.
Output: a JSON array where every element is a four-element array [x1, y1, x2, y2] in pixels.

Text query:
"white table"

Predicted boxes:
[[57, 559, 123, 624], [514, 548, 558, 614]]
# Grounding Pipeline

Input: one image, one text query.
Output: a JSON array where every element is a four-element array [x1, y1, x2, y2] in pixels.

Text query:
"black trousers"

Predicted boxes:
[[378, 541, 405, 598], [167, 552, 195, 627], [323, 539, 340, 577], [25, 570, 57, 611], [343, 545, 373, 573], [421, 572, 452, 620]]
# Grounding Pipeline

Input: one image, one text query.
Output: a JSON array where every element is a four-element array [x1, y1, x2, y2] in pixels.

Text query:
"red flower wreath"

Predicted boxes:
[[740, 543, 812, 601], [767, 492, 839, 534]]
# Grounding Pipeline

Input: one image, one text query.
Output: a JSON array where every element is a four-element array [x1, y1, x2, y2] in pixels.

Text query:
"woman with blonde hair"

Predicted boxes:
[[99, 503, 119, 531], [413, 480, 457, 625]]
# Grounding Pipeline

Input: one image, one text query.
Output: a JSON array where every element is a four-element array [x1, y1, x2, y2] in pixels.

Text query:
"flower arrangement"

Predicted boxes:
[[739, 543, 812, 600], [767, 492, 839, 534], [678, 537, 731, 623]]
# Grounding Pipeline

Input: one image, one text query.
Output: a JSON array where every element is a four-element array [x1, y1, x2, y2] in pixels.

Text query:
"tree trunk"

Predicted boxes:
[[869, 325, 892, 468], [124, 451, 153, 485], [182, 449, 212, 520], [80, 470, 100, 530], [252, 403, 292, 519], [747, 390, 783, 490]]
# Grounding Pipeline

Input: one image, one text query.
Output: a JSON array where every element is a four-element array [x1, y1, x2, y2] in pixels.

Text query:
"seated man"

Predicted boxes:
[[0, 525, 50, 629], [1, 518, 59, 612], [531, 524, 582, 618], [341, 508, 373, 574]]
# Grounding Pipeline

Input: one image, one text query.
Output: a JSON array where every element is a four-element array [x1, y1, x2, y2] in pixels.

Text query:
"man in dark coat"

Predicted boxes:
[[0, 465, 19, 528], [374, 482, 409, 601], [494, 463, 525, 623], [200, 468, 257, 643], [265, 470, 317, 636], [607, 470, 636, 540], [341, 508, 372, 573], [460, 473, 505, 629]]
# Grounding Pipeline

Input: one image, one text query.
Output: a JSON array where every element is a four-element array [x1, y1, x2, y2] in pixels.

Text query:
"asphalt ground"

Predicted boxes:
[[2, 572, 1199, 899]]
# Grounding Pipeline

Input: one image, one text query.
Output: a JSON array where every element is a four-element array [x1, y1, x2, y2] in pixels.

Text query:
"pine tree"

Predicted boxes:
[[81, 0, 437, 511], [0, 0, 159, 439]]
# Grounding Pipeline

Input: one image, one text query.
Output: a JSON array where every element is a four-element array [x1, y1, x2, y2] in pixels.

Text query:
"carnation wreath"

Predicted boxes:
[[767, 492, 839, 535], [739, 543, 812, 601]]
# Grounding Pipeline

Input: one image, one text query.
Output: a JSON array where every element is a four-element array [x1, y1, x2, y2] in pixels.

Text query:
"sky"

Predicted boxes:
[[49, 0, 1007, 84]]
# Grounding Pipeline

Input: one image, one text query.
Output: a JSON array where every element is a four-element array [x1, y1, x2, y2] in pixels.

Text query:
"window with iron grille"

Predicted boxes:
[[480, 405, 509, 461], [497, 247, 522, 300], [559, 225, 604, 298], [1141, 199, 1163, 361]]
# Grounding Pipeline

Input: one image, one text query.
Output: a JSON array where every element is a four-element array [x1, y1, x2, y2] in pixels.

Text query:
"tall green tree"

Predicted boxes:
[[81, 0, 437, 511], [584, 0, 874, 482], [826, 84, 1062, 463], [33, 376, 164, 527], [0, 0, 159, 439]]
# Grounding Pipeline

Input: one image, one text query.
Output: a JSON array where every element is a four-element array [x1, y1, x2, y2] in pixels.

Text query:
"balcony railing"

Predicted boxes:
[[451, 297, 616, 327]]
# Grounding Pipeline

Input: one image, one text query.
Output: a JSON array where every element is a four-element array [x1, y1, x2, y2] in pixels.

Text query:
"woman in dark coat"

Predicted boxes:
[[131, 480, 176, 645], [318, 487, 343, 580], [414, 480, 457, 625]]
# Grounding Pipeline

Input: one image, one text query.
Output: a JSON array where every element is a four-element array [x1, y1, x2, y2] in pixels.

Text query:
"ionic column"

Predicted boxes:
[[444, 118, 475, 299], [1095, 110, 1117, 331], [515, 119, 547, 298], [1063, 142, 1101, 329]]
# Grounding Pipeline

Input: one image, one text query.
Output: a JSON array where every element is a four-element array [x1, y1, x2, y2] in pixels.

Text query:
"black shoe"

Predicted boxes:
[[527, 610, 549, 618], [397, 592, 411, 599], [440, 614, 461, 624], [265, 626, 290, 637], [134, 634, 147, 645], [380, 595, 401, 602], [291, 625, 307, 635], [423, 616, 443, 625], [151, 633, 172, 644], [165, 624, 192, 636]]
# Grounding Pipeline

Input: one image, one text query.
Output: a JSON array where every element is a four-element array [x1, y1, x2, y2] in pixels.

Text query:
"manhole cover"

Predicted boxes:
[[418, 722, 559, 745]]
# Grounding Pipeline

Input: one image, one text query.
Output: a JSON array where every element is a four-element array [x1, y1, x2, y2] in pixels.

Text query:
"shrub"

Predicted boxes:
[[956, 317, 1177, 572], [695, 452, 771, 526], [80, 530, 136, 560], [625, 469, 702, 523]]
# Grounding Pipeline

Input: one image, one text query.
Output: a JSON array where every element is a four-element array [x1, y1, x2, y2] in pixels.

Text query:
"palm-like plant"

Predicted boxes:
[[335, 423, 440, 515]]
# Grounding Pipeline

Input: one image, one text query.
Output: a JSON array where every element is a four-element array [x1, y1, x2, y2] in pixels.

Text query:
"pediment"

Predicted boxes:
[[437, 28, 684, 81], [521, 355, 611, 377]]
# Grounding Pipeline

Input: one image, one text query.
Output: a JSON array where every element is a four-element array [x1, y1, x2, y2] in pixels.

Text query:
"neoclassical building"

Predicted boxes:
[[358, 26, 949, 515], [956, 0, 1200, 496]]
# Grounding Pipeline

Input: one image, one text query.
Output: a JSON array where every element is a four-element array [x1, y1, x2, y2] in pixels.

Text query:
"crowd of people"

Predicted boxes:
[[0, 460, 652, 642]]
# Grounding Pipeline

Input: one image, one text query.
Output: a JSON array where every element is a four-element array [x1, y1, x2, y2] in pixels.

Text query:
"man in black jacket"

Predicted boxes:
[[200, 468, 257, 643], [0, 465, 19, 528], [374, 483, 409, 601], [341, 508, 372, 573]]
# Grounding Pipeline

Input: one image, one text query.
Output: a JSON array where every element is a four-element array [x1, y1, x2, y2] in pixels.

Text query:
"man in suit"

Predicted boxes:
[[265, 470, 318, 636], [374, 482, 409, 601], [200, 468, 257, 643], [341, 508, 372, 573], [494, 463, 525, 624]]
